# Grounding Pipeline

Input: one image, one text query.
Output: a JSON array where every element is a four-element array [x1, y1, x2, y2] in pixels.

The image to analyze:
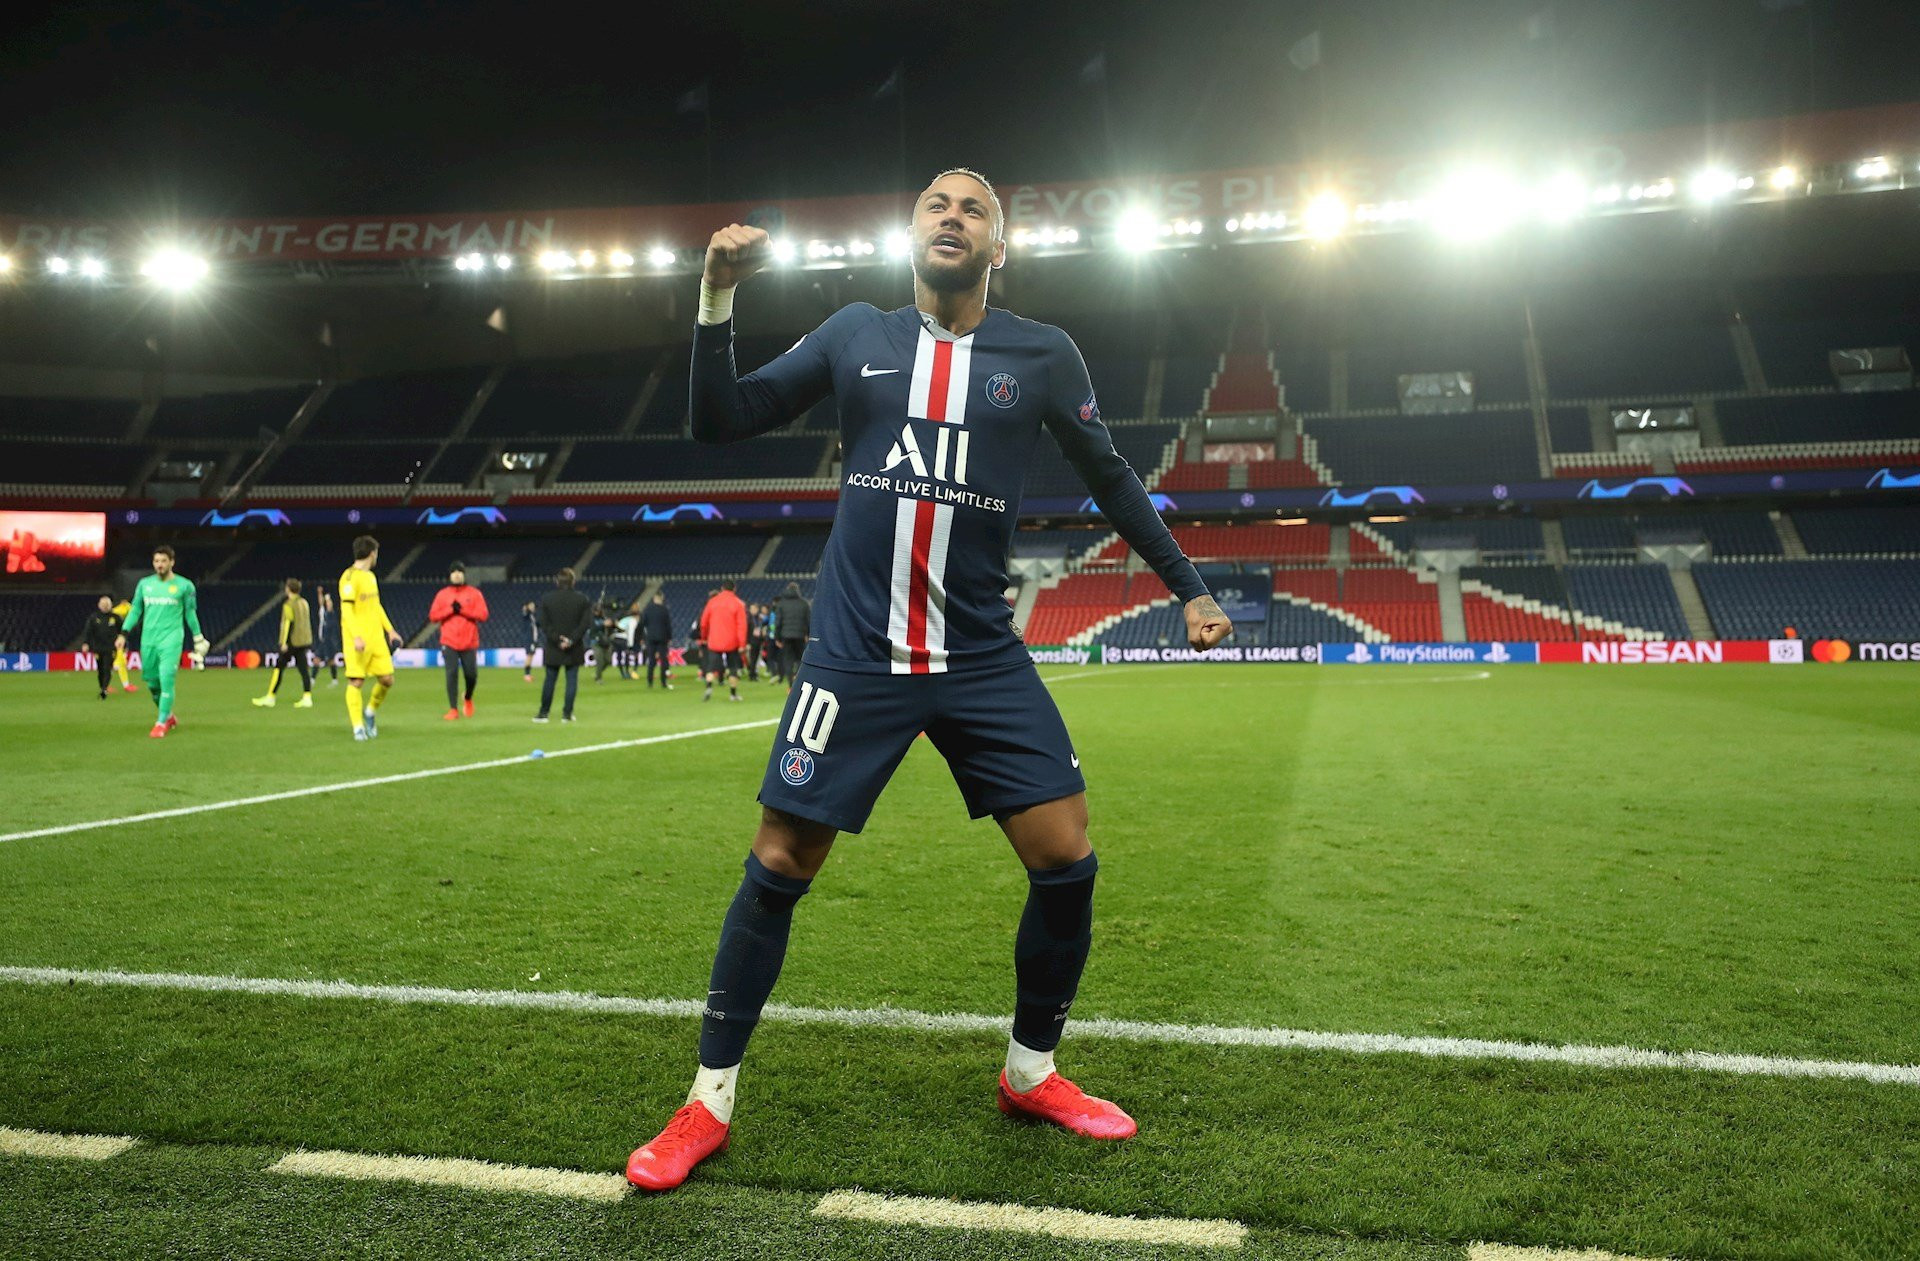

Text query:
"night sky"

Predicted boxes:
[[2, 0, 1916, 220]]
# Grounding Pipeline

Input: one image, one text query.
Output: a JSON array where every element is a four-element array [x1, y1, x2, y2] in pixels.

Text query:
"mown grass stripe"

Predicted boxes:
[[0, 717, 778, 845], [268, 1149, 629, 1202], [0, 1125, 138, 1161], [5, 963, 1917, 1087], [1469, 1245, 1671, 1261], [813, 1189, 1246, 1249]]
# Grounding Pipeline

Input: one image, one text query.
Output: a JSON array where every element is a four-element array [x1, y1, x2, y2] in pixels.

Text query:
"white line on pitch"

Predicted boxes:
[[268, 1148, 628, 1202], [5, 964, 1916, 1088], [0, 1125, 138, 1161], [0, 718, 777, 845], [814, 1189, 1245, 1249], [1469, 1245, 1671, 1261]]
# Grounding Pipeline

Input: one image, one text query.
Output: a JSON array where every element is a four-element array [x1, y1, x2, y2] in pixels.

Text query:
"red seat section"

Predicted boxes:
[[1203, 353, 1283, 414]]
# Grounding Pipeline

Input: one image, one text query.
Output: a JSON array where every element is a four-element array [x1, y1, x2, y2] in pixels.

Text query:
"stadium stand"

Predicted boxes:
[[1715, 393, 1920, 446], [262, 440, 442, 487], [11, 441, 150, 488], [586, 534, 764, 577], [312, 369, 488, 439], [1304, 412, 1541, 485], [1536, 289, 1744, 398], [1792, 507, 1920, 556], [557, 435, 828, 484], [1562, 563, 1693, 641], [149, 387, 314, 440], [468, 354, 647, 438], [0, 592, 101, 652], [1, 395, 137, 440], [1694, 559, 1920, 641]]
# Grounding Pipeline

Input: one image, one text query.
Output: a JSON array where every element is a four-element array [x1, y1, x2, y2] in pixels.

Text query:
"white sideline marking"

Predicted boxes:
[[814, 1189, 1245, 1249], [269, 1148, 628, 1202], [1039, 668, 1104, 684], [5, 964, 1917, 1088], [1470, 1246, 1669, 1261], [0, 1125, 138, 1161], [0, 718, 778, 844]]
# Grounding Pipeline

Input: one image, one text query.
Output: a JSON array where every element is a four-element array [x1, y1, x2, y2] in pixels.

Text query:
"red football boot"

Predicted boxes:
[[463, 698, 474, 717], [163, 715, 178, 732], [996, 1071, 1138, 1140], [443, 708, 460, 721], [147, 723, 168, 739], [626, 1101, 729, 1192]]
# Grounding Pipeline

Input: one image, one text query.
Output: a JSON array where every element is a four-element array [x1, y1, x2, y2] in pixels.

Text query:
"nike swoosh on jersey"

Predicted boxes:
[[860, 364, 900, 376]]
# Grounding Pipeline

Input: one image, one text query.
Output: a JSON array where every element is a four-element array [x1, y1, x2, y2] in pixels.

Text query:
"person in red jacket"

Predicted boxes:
[[698, 580, 749, 704], [429, 562, 491, 720]]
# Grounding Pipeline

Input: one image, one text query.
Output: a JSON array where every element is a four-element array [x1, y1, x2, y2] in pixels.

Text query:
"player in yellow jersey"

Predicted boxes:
[[339, 535, 402, 741], [110, 599, 136, 691]]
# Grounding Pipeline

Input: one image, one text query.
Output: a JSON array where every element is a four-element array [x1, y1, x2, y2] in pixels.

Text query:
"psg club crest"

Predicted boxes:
[[1078, 392, 1099, 422], [985, 372, 1019, 408], [780, 747, 815, 786]]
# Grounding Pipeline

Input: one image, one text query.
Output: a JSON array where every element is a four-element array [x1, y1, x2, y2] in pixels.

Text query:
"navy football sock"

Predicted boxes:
[[1011, 851, 1098, 1054], [698, 853, 812, 1069]]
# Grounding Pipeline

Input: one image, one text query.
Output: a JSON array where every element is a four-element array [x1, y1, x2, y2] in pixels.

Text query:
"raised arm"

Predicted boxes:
[[1042, 332, 1231, 650], [687, 224, 842, 444]]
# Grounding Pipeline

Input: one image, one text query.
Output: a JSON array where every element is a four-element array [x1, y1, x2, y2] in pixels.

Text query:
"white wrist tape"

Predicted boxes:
[[698, 281, 736, 326]]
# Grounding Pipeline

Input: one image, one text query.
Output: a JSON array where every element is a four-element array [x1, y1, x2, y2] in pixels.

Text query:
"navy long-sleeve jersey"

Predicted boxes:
[[690, 302, 1208, 675]]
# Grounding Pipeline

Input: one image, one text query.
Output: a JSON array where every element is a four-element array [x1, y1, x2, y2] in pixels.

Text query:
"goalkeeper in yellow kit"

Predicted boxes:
[[340, 535, 402, 741]]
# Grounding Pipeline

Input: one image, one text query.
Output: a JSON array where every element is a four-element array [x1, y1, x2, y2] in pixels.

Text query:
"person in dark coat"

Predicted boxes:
[[536, 568, 594, 722], [772, 582, 811, 688], [82, 596, 122, 699]]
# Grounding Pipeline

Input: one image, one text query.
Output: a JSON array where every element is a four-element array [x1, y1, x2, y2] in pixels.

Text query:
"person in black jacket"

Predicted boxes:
[[772, 582, 810, 688], [536, 568, 594, 723], [82, 596, 122, 699], [640, 592, 675, 689]]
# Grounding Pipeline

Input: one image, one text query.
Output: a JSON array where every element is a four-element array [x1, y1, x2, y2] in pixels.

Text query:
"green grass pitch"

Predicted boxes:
[[1, 662, 1915, 1260]]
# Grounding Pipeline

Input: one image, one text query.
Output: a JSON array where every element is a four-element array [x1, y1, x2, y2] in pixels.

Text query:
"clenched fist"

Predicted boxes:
[[704, 224, 773, 289], [1185, 594, 1233, 651]]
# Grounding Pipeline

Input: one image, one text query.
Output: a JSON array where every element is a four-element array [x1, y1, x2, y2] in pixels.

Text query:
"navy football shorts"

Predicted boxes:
[[758, 657, 1086, 834]]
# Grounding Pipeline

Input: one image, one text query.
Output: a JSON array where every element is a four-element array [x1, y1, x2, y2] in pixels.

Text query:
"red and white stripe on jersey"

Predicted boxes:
[[887, 492, 956, 674], [889, 323, 972, 672], [907, 324, 974, 425]]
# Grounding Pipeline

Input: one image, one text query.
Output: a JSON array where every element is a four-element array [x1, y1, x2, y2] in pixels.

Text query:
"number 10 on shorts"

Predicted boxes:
[[785, 682, 840, 754]]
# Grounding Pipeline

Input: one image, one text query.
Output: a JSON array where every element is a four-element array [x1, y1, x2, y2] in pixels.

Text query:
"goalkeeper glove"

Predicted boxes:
[[191, 635, 210, 667]]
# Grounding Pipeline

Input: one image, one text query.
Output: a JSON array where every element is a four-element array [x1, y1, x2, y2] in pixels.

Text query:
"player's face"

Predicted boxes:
[[911, 175, 1004, 293], [151, 552, 172, 578], [98, 596, 111, 612]]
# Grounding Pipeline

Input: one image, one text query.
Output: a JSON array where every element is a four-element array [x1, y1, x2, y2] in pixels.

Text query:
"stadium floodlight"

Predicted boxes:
[[1224, 218, 1239, 233], [1301, 193, 1349, 240], [0, 255, 12, 274], [1591, 184, 1623, 205], [139, 250, 210, 291], [1644, 178, 1676, 199], [1534, 173, 1588, 222], [610, 249, 637, 268], [1855, 156, 1892, 180], [78, 257, 106, 278], [1113, 212, 1159, 252], [46, 257, 71, 275], [883, 230, 911, 259], [1688, 168, 1739, 203], [1058, 227, 1079, 244], [1426, 172, 1519, 240], [769, 238, 797, 264], [493, 254, 513, 270], [538, 250, 574, 271], [1769, 165, 1799, 190], [805, 240, 831, 260], [645, 247, 674, 268], [576, 249, 598, 268], [848, 239, 875, 256]]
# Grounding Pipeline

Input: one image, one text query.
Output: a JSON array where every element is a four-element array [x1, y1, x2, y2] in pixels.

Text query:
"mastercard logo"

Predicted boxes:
[[234, 649, 264, 669], [1811, 639, 1852, 663]]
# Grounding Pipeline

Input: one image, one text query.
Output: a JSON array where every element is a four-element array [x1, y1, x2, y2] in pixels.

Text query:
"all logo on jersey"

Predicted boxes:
[[985, 372, 1019, 408], [882, 423, 970, 484], [779, 747, 816, 785]]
